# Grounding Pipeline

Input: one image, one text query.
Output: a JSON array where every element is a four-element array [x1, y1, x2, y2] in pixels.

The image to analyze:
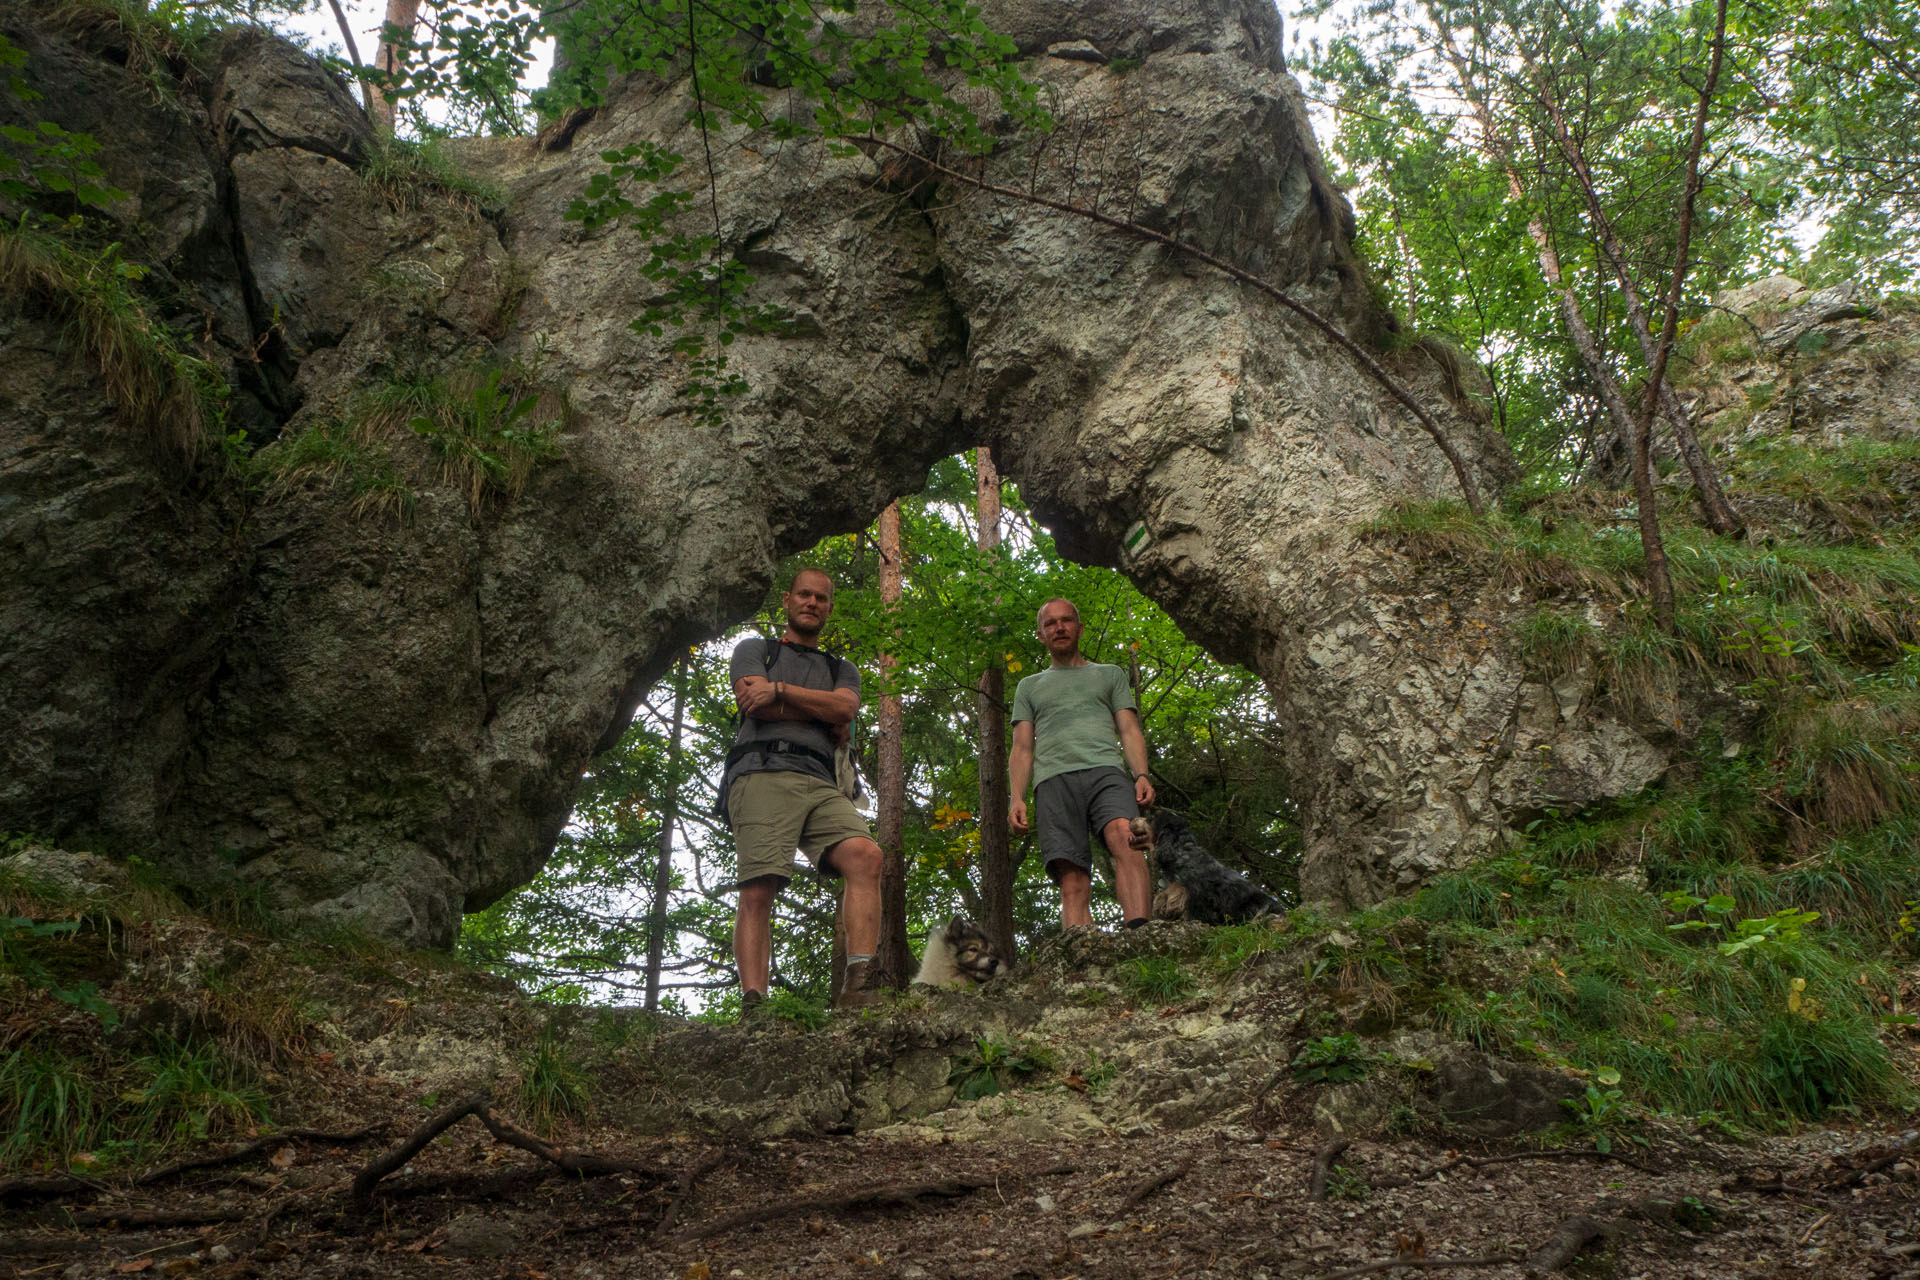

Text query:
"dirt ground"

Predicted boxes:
[[5, 1081, 1916, 1280]]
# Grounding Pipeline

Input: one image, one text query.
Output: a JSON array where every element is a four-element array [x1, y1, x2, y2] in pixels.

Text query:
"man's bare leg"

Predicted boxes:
[[824, 836, 884, 961], [1056, 864, 1095, 928], [1103, 818, 1152, 921], [734, 875, 781, 996]]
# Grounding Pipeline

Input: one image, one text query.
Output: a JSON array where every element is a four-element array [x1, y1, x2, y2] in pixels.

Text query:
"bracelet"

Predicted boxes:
[[1134, 772, 1148, 781]]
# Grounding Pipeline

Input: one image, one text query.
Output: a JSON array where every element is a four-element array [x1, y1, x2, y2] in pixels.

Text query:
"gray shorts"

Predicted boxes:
[[1035, 766, 1138, 881]]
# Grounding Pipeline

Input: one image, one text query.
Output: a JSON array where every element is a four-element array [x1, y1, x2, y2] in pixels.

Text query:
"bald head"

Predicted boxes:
[[1036, 597, 1079, 629]]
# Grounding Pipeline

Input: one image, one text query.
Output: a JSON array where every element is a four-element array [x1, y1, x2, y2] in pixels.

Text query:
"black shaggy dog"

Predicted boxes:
[[1142, 811, 1282, 925]]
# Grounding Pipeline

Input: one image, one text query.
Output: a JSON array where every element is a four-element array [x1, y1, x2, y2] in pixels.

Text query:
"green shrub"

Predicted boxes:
[[766, 989, 828, 1031], [1291, 1032, 1374, 1084], [950, 1036, 1051, 1100]]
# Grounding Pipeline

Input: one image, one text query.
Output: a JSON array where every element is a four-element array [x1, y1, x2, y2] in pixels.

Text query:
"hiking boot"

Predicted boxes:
[[740, 989, 769, 1024], [834, 961, 886, 1012]]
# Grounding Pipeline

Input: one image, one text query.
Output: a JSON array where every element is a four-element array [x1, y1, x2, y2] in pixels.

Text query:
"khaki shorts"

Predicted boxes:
[[728, 769, 872, 884]]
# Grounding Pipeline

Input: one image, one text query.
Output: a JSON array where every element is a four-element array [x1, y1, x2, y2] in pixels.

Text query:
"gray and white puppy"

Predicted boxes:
[[913, 916, 1009, 987], [1140, 810, 1282, 925]]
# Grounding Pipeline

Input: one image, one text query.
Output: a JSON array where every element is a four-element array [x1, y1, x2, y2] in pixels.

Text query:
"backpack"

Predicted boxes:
[[715, 637, 863, 828]]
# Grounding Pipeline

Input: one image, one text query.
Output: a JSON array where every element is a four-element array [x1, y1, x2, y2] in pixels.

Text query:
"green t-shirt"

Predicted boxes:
[[1010, 662, 1136, 789]]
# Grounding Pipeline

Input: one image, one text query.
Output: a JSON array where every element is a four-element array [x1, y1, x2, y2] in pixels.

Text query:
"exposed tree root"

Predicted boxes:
[[1372, 1147, 1661, 1189], [673, 1162, 1075, 1243], [374, 1164, 554, 1201], [1120, 1154, 1196, 1213], [138, 1126, 382, 1185], [349, 1093, 666, 1208], [1309, 1138, 1352, 1202], [1314, 1255, 1521, 1279], [67, 1206, 250, 1228]]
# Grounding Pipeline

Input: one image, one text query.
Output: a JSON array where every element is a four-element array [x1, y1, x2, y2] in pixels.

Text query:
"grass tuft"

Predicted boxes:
[[1518, 606, 1600, 681], [360, 136, 503, 213], [0, 225, 226, 462], [518, 1028, 591, 1133], [129, 1036, 271, 1147], [253, 416, 412, 522], [0, 1046, 107, 1167], [1118, 954, 1193, 1004]]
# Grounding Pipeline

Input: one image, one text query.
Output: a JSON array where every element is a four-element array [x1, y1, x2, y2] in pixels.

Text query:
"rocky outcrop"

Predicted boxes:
[[0, 0, 1673, 941]]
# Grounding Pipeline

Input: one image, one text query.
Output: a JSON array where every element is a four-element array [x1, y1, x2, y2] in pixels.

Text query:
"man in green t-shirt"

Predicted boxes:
[[1009, 597, 1156, 929]]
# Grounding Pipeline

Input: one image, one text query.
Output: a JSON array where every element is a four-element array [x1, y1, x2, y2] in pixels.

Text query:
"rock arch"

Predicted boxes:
[[0, 0, 1664, 945]]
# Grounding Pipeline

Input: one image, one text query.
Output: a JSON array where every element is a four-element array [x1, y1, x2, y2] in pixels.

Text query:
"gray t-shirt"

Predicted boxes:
[[1010, 662, 1136, 789], [727, 637, 861, 785]]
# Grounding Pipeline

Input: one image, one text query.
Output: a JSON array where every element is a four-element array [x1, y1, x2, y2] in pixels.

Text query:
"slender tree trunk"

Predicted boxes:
[[643, 651, 689, 1012], [371, 0, 423, 133], [1632, 0, 1730, 634], [973, 449, 1015, 961], [1434, 25, 1676, 626], [1391, 198, 1419, 327], [874, 502, 911, 984], [1531, 82, 1743, 535], [323, 0, 376, 119]]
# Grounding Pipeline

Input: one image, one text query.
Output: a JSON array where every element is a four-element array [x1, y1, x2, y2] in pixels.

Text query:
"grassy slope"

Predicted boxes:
[[1348, 298, 1920, 1126]]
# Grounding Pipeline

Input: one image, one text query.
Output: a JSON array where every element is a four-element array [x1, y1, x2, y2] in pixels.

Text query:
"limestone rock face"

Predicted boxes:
[[0, 0, 1672, 941]]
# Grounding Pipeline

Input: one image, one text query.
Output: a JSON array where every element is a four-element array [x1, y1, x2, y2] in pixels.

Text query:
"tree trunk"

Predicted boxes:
[[1435, 24, 1676, 629], [371, 0, 423, 133], [322, 0, 375, 119], [1631, 0, 1729, 634], [973, 449, 1016, 961], [1531, 82, 1744, 536], [874, 502, 911, 985], [643, 651, 689, 1012]]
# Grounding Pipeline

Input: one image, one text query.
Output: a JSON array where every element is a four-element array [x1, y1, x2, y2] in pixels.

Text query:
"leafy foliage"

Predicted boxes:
[[1291, 1032, 1374, 1085], [949, 1034, 1051, 1100]]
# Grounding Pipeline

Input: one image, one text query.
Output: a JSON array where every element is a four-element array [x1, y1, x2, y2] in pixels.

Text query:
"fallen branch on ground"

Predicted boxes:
[[1527, 1214, 1619, 1271], [674, 1162, 1075, 1242], [1120, 1155, 1196, 1213], [139, 1126, 383, 1185], [1309, 1138, 1353, 1202], [654, 1148, 729, 1239]]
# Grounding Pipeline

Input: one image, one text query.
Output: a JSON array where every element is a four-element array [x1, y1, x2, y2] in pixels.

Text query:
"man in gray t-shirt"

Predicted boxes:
[[1009, 596, 1155, 929], [723, 568, 886, 1011]]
